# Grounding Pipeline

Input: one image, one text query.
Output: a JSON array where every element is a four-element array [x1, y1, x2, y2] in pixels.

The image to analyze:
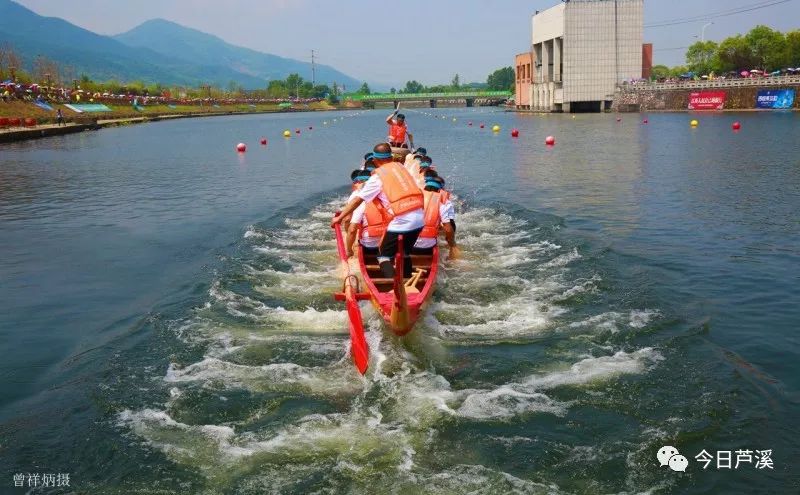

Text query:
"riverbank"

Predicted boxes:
[[0, 101, 348, 143]]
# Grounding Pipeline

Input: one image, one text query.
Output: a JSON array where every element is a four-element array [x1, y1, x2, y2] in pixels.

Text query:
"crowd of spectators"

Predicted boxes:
[[1, 80, 325, 107]]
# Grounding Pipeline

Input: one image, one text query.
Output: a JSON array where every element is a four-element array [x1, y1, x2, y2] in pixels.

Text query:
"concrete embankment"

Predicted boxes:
[[614, 84, 800, 112]]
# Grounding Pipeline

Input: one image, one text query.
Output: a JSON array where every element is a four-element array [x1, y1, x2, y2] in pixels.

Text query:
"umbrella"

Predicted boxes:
[[740, 71, 750, 77]]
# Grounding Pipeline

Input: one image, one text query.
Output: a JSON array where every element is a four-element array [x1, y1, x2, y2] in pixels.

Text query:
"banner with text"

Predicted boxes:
[[756, 89, 795, 109], [688, 91, 726, 110]]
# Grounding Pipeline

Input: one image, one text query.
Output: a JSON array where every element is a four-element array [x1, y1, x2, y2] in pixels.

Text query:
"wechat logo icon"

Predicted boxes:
[[658, 446, 688, 472]]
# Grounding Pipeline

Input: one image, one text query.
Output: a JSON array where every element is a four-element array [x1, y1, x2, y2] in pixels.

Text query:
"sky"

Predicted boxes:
[[14, 0, 800, 87]]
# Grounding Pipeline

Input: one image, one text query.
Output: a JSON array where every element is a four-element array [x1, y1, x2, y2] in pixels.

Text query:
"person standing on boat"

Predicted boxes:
[[332, 142, 424, 283], [386, 109, 413, 148], [413, 171, 460, 260]]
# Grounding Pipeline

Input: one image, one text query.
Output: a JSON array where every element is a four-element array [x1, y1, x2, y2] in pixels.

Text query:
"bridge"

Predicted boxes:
[[346, 90, 512, 108]]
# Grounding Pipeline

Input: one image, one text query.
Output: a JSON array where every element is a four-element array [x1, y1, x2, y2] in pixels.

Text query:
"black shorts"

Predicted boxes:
[[378, 229, 422, 261]]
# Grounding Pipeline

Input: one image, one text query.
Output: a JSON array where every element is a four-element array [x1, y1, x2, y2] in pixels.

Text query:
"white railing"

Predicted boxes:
[[621, 75, 800, 91]]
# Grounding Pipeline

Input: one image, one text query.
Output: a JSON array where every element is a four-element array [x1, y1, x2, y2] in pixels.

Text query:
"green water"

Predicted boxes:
[[1, 109, 798, 494]]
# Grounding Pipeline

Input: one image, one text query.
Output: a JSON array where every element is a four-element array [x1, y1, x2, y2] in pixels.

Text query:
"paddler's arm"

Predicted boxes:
[[331, 197, 364, 227], [345, 222, 359, 258], [386, 110, 397, 124], [442, 222, 461, 260]]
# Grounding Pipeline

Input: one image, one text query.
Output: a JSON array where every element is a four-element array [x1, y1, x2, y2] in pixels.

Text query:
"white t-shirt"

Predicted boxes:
[[414, 197, 454, 248], [356, 171, 424, 232], [350, 203, 380, 248]]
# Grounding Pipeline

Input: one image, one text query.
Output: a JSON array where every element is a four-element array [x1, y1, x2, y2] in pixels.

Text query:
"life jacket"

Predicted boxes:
[[363, 201, 388, 238], [375, 162, 424, 217], [420, 190, 443, 238], [439, 189, 451, 203], [388, 122, 407, 144]]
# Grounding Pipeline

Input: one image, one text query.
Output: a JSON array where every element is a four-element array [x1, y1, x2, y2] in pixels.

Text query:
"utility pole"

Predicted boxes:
[[311, 50, 316, 86]]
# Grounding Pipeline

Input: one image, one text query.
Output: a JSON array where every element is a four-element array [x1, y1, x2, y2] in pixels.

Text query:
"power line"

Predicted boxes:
[[654, 46, 690, 52], [645, 0, 793, 28]]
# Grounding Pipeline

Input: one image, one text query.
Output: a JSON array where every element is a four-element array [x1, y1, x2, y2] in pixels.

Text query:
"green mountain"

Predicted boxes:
[[0, 0, 361, 89], [114, 19, 360, 90]]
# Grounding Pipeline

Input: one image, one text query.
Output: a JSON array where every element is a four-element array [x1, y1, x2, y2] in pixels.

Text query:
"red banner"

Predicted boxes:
[[688, 91, 726, 110]]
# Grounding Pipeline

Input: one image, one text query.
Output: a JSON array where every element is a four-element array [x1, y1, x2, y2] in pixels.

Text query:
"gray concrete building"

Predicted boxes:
[[531, 0, 644, 112]]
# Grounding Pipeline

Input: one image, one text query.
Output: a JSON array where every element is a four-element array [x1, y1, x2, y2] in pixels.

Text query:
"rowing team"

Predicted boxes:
[[331, 141, 460, 282]]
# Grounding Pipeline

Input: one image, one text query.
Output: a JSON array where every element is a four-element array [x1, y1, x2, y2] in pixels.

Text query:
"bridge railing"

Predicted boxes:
[[620, 75, 800, 91], [346, 91, 513, 101]]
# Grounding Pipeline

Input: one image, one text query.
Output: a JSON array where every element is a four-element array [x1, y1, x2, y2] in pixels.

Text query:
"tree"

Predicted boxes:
[[787, 30, 800, 67], [357, 82, 371, 94], [487, 67, 514, 91], [401, 80, 424, 93], [668, 65, 689, 78], [32, 55, 60, 86], [651, 64, 670, 80], [716, 35, 758, 72], [285, 73, 303, 97], [451, 73, 460, 89], [745, 25, 787, 71], [685, 41, 719, 75], [266, 79, 289, 98], [389, 87, 396, 94]]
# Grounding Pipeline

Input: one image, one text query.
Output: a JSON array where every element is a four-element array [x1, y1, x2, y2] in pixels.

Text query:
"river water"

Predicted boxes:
[[1, 110, 798, 494]]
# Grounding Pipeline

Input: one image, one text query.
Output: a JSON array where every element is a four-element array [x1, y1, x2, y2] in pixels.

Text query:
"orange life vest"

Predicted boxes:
[[440, 190, 451, 203], [363, 201, 388, 238], [389, 122, 407, 144], [420, 190, 442, 238], [375, 162, 424, 217]]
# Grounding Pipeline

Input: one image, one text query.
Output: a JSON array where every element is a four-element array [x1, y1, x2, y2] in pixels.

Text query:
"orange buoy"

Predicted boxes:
[[511, 129, 519, 138], [732, 121, 741, 130], [236, 143, 247, 152], [545, 135, 555, 146]]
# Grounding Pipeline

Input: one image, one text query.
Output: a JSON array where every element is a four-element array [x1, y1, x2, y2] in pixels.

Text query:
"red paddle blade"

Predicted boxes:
[[346, 297, 369, 374]]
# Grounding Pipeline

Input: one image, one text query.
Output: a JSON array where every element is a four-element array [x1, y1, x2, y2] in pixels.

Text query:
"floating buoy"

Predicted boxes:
[[511, 129, 519, 138], [323, 121, 328, 125], [732, 121, 741, 130], [236, 143, 247, 152], [572, 115, 576, 119], [492, 125, 500, 132], [468, 121, 473, 126], [642, 118, 649, 124], [479, 124, 485, 129], [616, 117, 622, 122], [283, 130, 291, 137], [545, 135, 556, 146], [690, 119, 699, 127], [452, 118, 457, 122], [308, 126, 313, 130], [260, 138, 267, 145], [295, 129, 301, 134]]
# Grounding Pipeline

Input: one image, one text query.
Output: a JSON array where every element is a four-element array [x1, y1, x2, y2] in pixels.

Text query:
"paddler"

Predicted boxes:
[[386, 109, 413, 148], [404, 147, 426, 169], [332, 142, 424, 287], [413, 171, 460, 260], [410, 156, 434, 188]]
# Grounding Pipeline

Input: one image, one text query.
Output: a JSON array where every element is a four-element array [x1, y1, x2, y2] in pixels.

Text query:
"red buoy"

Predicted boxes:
[[308, 126, 313, 130], [260, 138, 267, 145], [616, 117, 622, 122], [236, 143, 247, 152], [468, 121, 473, 126], [295, 129, 301, 134], [642, 118, 649, 124], [511, 129, 519, 138], [479, 124, 485, 129], [545, 135, 555, 146], [732, 121, 741, 130]]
